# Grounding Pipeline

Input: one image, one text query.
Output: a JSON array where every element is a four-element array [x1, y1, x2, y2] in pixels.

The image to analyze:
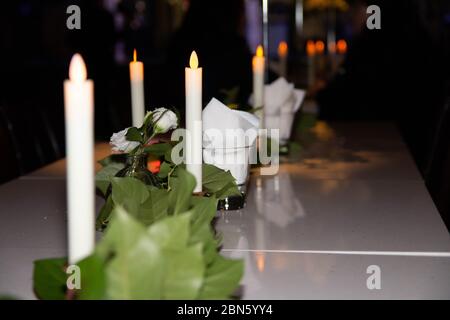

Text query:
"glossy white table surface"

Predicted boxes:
[[1, 121, 449, 299], [224, 250, 450, 299]]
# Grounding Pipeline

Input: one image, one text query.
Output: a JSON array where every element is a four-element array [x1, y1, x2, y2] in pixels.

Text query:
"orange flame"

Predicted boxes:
[[337, 39, 348, 54], [278, 41, 288, 57], [315, 40, 325, 54], [306, 40, 316, 56], [133, 49, 137, 62]]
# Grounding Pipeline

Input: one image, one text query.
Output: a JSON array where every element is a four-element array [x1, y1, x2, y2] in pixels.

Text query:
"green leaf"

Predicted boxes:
[[96, 195, 114, 231], [202, 164, 240, 199], [168, 167, 196, 215], [95, 162, 125, 197], [188, 197, 219, 265], [143, 143, 173, 158], [96, 206, 147, 260], [137, 186, 170, 225], [106, 235, 164, 300], [0, 295, 19, 300], [147, 213, 191, 249], [163, 243, 205, 300], [98, 154, 127, 167], [198, 255, 244, 300], [190, 196, 218, 226], [76, 254, 106, 300], [126, 127, 143, 143], [158, 161, 173, 179], [33, 258, 67, 300], [99, 208, 162, 299], [111, 177, 150, 216]]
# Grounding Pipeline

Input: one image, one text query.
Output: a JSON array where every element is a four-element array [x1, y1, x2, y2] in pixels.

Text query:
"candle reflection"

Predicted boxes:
[[255, 251, 266, 273], [254, 173, 306, 228]]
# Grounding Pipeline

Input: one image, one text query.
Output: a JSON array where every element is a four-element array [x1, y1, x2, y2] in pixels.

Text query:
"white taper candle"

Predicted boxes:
[[185, 51, 203, 193], [130, 49, 145, 127], [64, 54, 95, 264], [278, 41, 288, 79], [252, 45, 265, 126]]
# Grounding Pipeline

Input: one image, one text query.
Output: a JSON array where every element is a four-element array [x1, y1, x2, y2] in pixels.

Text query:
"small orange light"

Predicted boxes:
[[189, 51, 199, 69], [256, 45, 264, 57], [315, 40, 325, 54], [337, 39, 348, 54], [306, 40, 316, 56], [147, 159, 161, 174], [133, 49, 137, 62], [278, 41, 288, 57]]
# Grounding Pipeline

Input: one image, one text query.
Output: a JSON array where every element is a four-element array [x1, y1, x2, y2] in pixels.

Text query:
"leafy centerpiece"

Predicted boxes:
[[95, 107, 241, 230], [33, 107, 244, 300]]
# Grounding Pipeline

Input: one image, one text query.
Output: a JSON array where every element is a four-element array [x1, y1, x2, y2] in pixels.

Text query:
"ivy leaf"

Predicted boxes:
[[126, 127, 143, 143], [158, 161, 173, 179], [138, 186, 170, 226], [96, 206, 146, 260], [168, 167, 196, 215], [215, 181, 242, 200], [111, 177, 150, 216], [190, 196, 218, 226], [202, 164, 240, 199], [76, 254, 106, 300], [98, 154, 127, 167], [147, 213, 191, 249], [106, 235, 165, 300], [198, 255, 244, 300], [95, 162, 125, 197], [163, 243, 205, 300], [143, 143, 173, 158], [33, 258, 67, 300], [96, 195, 114, 231], [188, 197, 219, 265]]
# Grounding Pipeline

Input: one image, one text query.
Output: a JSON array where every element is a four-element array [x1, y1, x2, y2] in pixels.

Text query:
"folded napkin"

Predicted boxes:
[[250, 77, 305, 142], [202, 98, 260, 185], [249, 77, 304, 115], [203, 98, 260, 149]]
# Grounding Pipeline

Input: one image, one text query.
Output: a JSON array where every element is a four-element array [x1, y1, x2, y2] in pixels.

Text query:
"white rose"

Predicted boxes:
[[110, 128, 140, 153], [151, 108, 178, 134]]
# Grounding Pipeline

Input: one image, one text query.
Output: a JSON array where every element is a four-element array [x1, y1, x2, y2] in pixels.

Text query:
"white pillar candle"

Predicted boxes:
[[64, 54, 95, 264], [252, 45, 265, 108], [252, 45, 265, 123], [277, 41, 288, 79], [185, 51, 203, 193], [306, 40, 316, 88], [129, 49, 145, 127]]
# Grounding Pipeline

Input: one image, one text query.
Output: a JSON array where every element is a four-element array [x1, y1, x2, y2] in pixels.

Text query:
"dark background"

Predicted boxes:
[[0, 0, 449, 228]]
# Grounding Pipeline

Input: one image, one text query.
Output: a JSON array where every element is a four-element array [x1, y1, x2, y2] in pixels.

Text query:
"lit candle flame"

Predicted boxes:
[[256, 45, 264, 58], [133, 49, 137, 62], [189, 51, 199, 69], [278, 41, 288, 57], [306, 40, 316, 56], [69, 53, 87, 82], [315, 40, 325, 54], [337, 39, 348, 54]]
